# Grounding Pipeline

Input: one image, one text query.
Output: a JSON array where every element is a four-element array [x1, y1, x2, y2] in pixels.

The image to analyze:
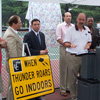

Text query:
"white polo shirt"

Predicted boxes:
[[63, 25, 92, 54]]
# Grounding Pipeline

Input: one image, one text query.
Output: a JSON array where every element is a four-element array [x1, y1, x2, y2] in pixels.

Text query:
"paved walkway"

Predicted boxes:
[[3, 88, 71, 100], [45, 88, 71, 100]]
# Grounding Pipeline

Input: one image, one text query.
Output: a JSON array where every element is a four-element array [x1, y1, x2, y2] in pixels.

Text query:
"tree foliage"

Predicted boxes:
[[2, 1, 100, 27], [61, 4, 100, 25], [2, 0, 28, 26]]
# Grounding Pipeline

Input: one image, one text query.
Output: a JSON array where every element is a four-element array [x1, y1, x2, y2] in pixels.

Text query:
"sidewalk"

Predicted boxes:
[[3, 88, 71, 100], [45, 88, 71, 100]]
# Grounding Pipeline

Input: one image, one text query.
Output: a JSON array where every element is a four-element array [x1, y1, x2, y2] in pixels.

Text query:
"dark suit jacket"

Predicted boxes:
[[90, 28, 99, 49], [23, 30, 46, 56]]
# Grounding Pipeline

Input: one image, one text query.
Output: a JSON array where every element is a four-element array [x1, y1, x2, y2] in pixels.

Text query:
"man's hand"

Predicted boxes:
[[85, 44, 90, 49], [45, 49, 48, 54], [84, 43, 91, 49], [1, 41, 7, 48], [64, 42, 77, 48], [0, 38, 6, 48], [70, 43, 77, 48], [40, 49, 48, 55]]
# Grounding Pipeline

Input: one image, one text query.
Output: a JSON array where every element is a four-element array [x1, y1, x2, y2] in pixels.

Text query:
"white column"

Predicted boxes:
[[0, 0, 2, 37]]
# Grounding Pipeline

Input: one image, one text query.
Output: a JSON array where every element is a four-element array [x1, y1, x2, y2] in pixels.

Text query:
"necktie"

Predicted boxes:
[[37, 33, 41, 45]]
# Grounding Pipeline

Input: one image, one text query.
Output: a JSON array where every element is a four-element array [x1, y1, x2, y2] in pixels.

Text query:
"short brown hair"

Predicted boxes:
[[8, 15, 19, 26], [31, 18, 40, 25]]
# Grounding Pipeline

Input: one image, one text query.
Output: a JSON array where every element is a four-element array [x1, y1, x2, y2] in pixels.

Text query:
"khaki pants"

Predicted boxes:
[[66, 52, 82, 98], [59, 46, 69, 92], [7, 76, 13, 100]]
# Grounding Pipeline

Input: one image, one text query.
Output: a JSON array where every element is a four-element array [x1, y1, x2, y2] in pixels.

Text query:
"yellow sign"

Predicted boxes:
[[8, 55, 54, 100]]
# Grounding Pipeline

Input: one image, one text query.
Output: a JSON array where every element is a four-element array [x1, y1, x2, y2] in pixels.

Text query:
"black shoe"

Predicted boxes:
[[29, 97, 42, 100], [66, 90, 70, 93], [35, 97, 42, 100]]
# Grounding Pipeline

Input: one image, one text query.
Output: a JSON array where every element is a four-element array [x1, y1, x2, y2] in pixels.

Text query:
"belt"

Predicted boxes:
[[70, 53, 76, 55], [70, 53, 82, 57]]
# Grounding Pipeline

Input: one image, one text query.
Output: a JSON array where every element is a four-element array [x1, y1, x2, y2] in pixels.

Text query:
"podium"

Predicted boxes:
[[81, 53, 96, 79], [78, 46, 100, 100], [78, 77, 99, 100], [94, 46, 100, 81]]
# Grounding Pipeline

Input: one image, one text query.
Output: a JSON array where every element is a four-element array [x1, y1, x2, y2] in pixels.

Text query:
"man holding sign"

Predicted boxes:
[[23, 18, 48, 100]]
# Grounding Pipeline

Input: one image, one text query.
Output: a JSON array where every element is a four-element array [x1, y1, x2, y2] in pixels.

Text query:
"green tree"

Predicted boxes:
[[61, 4, 100, 26], [2, 0, 28, 27], [2, 1, 100, 28]]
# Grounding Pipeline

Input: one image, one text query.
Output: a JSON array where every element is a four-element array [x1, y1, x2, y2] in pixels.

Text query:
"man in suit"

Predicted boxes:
[[3, 15, 22, 100], [23, 18, 48, 100], [86, 16, 99, 51]]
